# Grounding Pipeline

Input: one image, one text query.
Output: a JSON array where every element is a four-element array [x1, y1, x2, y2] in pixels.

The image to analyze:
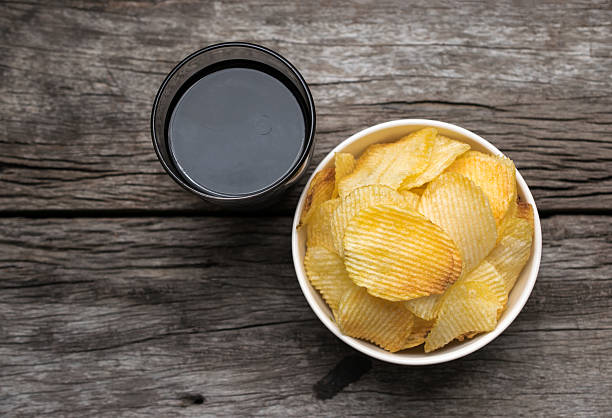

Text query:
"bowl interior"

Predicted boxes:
[[292, 119, 542, 365]]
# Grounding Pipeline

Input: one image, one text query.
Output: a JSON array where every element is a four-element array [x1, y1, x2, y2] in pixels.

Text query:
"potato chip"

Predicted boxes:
[[402, 316, 434, 349], [517, 200, 534, 230], [456, 332, 478, 341], [399, 135, 470, 191], [409, 185, 427, 196], [299, 167, 335, 226], [424, 281, 500, 352], [418, 172, 497, 273], [332, 152, 356, 198], [343, 204, 462, 301], [304, 245, 355, 314], [331, 184, 413, 256], [445, 151, 517, 226], [459, 260, 507, 315], [306, 198, 340, 251], [337, 128, 436, 197], [485, 216, 533, 293], [302, 131, 532, 353], [399, 190, 420, 210], [496, 198, 518, 241], [337, 287, 414, 352], [404, 294, 441, 321]]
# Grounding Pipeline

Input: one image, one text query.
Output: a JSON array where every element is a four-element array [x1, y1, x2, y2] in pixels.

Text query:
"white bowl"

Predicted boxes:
[[292, 119, 542, 365]]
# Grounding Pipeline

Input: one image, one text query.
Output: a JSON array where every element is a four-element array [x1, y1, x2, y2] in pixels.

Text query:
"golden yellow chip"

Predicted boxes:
[[418, 172, 497, 273], [456, 332, 478, 341], [304, 245, 355, 314], [306, 198, 340, 251], [343, 204, 462, 301], [404, 294, 441, 321], [330, 184, 412, 256], [332, 152, 356, 198], [459, 260, 507, 316], [402, 316, 434, 349], [409, 185, 427, 196], [301, 133, 531, 354], [446, 150, 517, 226], [337, 287, 414, 352], [299, 167, 335, 227], [399, 190, 420, 210], [485, 216, 533, 293], [424, 281, 500, 352], [497, 197, 518, 241], [337, 128, 436, 197], [400, 135, 470, 191], [517, 200, 534, 230]]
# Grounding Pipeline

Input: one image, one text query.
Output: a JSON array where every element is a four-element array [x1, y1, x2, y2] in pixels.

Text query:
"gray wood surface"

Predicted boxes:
[[1, 0, 611, 213], [1, 0, 611, 417], [1, 215, 611, 417]]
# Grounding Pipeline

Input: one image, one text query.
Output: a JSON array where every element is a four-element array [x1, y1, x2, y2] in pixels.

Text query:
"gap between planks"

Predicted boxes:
[[0, 208, 611, 219]]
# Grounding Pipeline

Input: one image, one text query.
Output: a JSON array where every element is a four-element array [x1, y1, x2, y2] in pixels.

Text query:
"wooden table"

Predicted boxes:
[[1, 1, 611, 416]]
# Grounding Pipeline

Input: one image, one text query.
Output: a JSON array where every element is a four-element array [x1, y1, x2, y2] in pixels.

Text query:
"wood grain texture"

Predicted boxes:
[[1, 0, 611, 212], [0, 214, 610, 417], [1, 1, 611, 417]]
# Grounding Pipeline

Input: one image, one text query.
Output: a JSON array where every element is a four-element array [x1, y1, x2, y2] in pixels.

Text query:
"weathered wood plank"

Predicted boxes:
[[0, 214, 610, 417], [0, 0, 611, 212]]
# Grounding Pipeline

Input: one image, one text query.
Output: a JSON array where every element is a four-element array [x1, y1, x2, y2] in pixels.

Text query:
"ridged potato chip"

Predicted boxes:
[[404, 294, 441, 321], [332, 152, 356, 198], [497, 198, 518, 241], [485, 216, 533, 293], [402, 316, 434, 349], [331, 184, 413, 256], [456, 332, 478, 341], [343, 204, 462, 301], [424, 281, 501, 352], [337, 287, 414, 352], [399, 190, 420, 210], [337, 128, 436, 197], [306, 198, 340, 251], [304, 245, 355, 314], [410, 185, 427, 196], [301, 130, 532, 354], [299, 167, 335, 226], [400, 135, 470, 191], [459, 260, 507, 315], [517, 200, 534, 230], [446, 151, 517, 226], [418, 172, 497, 273]]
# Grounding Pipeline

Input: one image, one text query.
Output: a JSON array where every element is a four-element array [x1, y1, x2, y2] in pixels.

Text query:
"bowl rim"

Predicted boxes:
[[291, 119, 542, 365]]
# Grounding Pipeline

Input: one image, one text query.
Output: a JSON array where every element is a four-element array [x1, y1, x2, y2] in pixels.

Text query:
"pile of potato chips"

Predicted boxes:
[[300, 127, 534, 353]]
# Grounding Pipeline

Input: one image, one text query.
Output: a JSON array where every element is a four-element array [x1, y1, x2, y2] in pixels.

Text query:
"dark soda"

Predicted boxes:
[[167, 61, 307, 196]]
